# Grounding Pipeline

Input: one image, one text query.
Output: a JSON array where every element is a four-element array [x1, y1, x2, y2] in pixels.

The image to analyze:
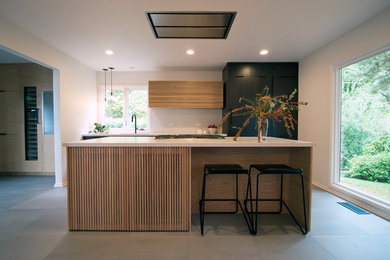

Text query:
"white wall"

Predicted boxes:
[[299, 7, 390, 187], [96, 70, 223, 133], [0, 16, 97, 186]]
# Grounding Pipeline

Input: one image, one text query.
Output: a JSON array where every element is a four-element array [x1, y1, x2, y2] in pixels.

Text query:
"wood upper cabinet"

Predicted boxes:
[[148, 80, 223, 108]]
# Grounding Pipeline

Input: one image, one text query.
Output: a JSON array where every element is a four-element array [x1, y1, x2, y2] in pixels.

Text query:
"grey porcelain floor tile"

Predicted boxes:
[[46, 233, 264, 260], [0, 209, 46, 233], [23, 207, 68, 232], [0, 230, 66, 260], [12, 188, 66, 210], [312, 235, 390, 260], [310, 218, 364, 236], [0, 176, 389, 260], [347, 215, 390, 235], [191, 214, 253, 236], [250, 235, 336, 260]]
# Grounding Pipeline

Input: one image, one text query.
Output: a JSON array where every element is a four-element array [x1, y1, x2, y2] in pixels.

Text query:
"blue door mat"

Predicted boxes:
[[337, 202, 371, 214]]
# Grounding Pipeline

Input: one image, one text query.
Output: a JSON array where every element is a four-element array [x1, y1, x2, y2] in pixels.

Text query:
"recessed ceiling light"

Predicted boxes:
[[186, 49, 195, 55], [105, 49, 114, 55], [259, 49, 269, 55]]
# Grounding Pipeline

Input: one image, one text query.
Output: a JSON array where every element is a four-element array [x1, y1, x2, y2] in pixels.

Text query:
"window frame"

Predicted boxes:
[[331, 44, 390, 214], [98, 84, 150, 132]]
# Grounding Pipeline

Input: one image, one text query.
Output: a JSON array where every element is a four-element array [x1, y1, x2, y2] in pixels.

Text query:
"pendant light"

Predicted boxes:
[[109, 67, 115, 96], [102, 68, 108, 101]]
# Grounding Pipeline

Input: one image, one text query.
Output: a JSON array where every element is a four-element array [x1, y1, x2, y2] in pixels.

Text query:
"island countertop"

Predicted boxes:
[[63, 136, 315, 148]]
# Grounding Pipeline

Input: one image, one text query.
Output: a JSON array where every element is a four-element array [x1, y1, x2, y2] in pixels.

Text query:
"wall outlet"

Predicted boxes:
[[195, 123, 202, 127], [168, 122, 175, 127]]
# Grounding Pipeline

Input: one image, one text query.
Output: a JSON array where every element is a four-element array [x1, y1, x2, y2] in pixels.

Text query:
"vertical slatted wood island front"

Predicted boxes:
[[67, 146, 191, 231], [65, 137, 314, 232]]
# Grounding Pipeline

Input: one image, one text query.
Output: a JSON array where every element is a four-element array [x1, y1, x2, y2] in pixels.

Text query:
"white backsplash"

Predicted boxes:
[[149, 108, 222, 134]]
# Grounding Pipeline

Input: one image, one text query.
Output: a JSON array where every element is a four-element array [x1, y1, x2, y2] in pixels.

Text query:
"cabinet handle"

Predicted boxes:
[[0, 133, 6, 136]]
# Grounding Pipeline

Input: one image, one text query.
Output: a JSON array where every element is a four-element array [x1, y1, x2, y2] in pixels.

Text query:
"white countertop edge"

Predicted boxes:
[[64, 137, 315, 148], [82, 133, 226, 137]]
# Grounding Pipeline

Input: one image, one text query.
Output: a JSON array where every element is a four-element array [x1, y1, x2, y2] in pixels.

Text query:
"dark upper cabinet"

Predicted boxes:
[[227, 63, 252, 77], [252, 63, 274, 77], [225, 76, 272, 136], [222, 62, 299, 139], [227, 62, 274, 77], [272, 76, 298, 139], [273, 63, 298, 77]]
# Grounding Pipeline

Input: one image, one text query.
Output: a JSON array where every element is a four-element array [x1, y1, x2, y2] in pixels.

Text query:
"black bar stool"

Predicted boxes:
[[244, 164, 307, 235], [199, 164, 253, 235]]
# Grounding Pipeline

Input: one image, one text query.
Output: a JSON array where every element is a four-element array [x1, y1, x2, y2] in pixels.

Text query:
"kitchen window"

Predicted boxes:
[[99, 85, 149, 131]]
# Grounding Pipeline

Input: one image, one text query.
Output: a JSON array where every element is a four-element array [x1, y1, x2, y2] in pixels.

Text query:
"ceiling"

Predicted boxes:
[[0, 0, 389, 71]]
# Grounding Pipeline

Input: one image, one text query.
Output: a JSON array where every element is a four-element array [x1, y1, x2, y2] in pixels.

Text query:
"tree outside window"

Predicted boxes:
[[340, 49, 390, 201], [105, 89, 124, 128], [102, 86, 148, 130]]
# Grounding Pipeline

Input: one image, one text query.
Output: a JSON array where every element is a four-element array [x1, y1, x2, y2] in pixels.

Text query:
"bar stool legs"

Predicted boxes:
[[245, 165, 308, 235], [199, 165, 253, 235]]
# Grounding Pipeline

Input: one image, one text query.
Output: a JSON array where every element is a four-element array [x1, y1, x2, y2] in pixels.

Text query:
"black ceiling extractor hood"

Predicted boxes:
[[146, 11, 236, 39]]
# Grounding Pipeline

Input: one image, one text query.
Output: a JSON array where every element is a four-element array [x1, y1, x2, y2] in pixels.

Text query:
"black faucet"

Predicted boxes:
[[131, 114, 137, 134]]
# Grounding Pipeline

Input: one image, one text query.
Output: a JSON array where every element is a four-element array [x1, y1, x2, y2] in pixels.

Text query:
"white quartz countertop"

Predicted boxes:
[[64, 136, 315, 148], [82, 132, 225, 137], [82, 132, 158, 137]]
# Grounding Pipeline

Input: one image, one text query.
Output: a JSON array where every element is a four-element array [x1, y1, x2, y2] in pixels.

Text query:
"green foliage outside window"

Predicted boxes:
[[103, 88, 148, 129], [341, 49, 390, 184], [105, 89, 124, 128], [346, 136, 390, 183], [128, 90, 148, 129]]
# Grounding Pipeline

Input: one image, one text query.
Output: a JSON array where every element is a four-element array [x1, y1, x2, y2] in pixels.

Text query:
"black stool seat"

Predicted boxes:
[[200, 164, 253, 235], [205, 164, 249, 174], [244, 164, 307, 235], [251, 164, 303, 174]]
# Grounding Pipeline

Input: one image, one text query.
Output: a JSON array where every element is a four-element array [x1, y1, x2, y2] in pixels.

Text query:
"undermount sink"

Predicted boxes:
[[155, 134, 225, 139]]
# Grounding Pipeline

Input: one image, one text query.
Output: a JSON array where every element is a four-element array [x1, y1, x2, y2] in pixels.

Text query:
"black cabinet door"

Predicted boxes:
[[274, 63, 298, 77], [223, 62, 299, 139], [227, 76, 271, 107], [271, 76, 298, 139], [252, 63, 274, 77], [227, 63, 252, 77], [225, 76, 272, 136]]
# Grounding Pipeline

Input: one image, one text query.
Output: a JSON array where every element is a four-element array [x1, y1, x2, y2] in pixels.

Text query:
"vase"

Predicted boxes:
[[261, 119, 269, 138], [257, 119, 269, 143]]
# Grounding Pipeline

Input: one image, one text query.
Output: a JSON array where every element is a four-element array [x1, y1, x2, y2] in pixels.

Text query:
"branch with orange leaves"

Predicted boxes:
[[218, 105, 255, 130]]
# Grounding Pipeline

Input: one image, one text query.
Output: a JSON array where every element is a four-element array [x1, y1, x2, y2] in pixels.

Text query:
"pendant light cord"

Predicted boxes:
[[109, 67, 114, 96], [102, 68, 108, 101]]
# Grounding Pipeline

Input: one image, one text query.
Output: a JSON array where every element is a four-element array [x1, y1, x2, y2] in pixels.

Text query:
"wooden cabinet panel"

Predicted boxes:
[[148, 80, 223, 108]]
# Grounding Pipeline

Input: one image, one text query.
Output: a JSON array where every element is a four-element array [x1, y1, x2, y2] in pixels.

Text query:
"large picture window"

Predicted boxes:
[[335, 48, 389, 205], [101, 85, 149, 131]]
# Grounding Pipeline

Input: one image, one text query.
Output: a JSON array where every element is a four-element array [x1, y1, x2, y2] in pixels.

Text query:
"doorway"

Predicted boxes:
[[0, 47, 60, 184]]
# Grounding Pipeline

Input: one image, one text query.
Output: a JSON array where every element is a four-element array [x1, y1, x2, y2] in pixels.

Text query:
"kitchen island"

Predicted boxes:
[[64, 137, 314, 232]]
